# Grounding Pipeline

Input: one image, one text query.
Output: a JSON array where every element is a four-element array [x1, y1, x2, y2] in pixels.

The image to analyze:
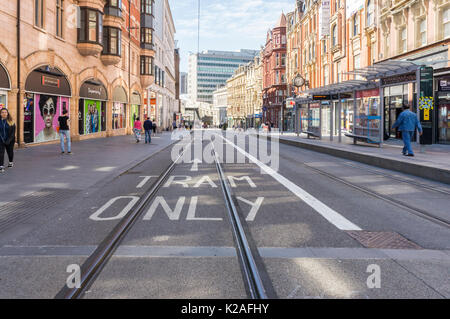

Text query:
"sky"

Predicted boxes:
[[169, 0, 295, 73]]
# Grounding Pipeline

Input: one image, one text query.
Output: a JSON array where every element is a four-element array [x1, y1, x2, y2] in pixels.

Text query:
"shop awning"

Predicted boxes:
[[297, 60, 423, 99], [345, 60, 421, 81]]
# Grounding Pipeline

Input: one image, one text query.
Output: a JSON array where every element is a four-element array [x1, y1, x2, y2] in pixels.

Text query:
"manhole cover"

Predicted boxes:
[[346, 231, 422, 249]]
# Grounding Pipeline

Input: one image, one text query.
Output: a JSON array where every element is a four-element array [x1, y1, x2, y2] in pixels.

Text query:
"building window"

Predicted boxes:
[[332, 25, 337, 46], [444, 8, 450, 39], [105, 0, 122, 17], [367, 0, 375, 26], [140, 56, 154, 75], [35, 0, 44, 28], [354, 54, 361, 70], [353, 14, 359, 36], [78, 8, 103, 44], [141, 0, 153, 15], [56, 0, 63, 37], [281, 54, 286, 66], [419, 19, 427, 47], [324, 64, 329, 85], [103, 27, 121, 55], [141, 27, 153, 44], [400, 27, 407, 53]]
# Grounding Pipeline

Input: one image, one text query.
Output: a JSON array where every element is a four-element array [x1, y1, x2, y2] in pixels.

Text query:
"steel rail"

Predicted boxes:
[[212, 146, 268, 299], [340, 162, 450, 196], [55, 140, 192, 299], [301, 162, 450, 229]]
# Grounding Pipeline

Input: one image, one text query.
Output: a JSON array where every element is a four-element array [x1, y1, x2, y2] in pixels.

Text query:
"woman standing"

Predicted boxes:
[[133, 117, 142, 143], [0, 108, 16, 173]]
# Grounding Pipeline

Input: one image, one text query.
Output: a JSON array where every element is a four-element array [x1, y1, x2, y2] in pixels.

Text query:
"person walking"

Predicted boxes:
[[0, 108, 16, 173], [144, 117, 153, 144], [58, 109, 71, 154], [152, 120, 157, 136], [392, 103, 423, 157], [133, 117, 142, 143]]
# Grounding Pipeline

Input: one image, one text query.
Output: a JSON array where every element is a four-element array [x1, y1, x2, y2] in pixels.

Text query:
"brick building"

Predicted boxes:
[[0, 0, 161, 147], [262, 13, 288, 128]]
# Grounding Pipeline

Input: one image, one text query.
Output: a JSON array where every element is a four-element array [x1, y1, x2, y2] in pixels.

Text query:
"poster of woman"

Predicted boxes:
[[84, 100, 101, 134], [35, 94, 60, 143]]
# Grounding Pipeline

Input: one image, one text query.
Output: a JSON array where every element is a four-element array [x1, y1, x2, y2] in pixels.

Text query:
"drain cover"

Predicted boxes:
[[346, 231, 422, 249]]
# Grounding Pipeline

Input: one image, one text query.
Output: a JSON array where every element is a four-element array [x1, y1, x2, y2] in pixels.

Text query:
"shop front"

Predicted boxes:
[[354, 88, 381, 143], [0, 63, 10, 109], [437, 77, 450, 144], [112, 86, 127, 132], [24, 66, 71, 144], [79, 79, 108, 137], [381, 73, 417, 141], [130, 92, 141, 125]]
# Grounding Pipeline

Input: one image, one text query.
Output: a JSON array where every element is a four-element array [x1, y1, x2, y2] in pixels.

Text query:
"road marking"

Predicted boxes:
[[193, 175, 218, 188], [237, 197, 264, 221], [89, 196, 140, 221], [186, 197, 223, 221], [143, 196, 186, 220], [190, 159, 202, 172], [1, 246, 448, 260], [228, 176, 257, 188], [137, 176, 156, 189], [219, 134, 361, 231], [163, 176, 192, 188]]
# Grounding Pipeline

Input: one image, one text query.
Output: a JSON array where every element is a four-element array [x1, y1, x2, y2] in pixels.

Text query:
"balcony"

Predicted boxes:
[[100, 54, 121, 66], [77, 42, 103, 56], [141, 75, 155, 88], [104, 14, 124, 30]]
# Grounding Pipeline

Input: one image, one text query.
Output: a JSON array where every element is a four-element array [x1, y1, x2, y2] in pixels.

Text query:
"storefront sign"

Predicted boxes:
[[356, 88, 379, 99], [381, 73, 416, 86], [438, 79, 450, 92], [41, 75, 60, 88], [80, 80, 108, 100], [26, 66, 71, 96]]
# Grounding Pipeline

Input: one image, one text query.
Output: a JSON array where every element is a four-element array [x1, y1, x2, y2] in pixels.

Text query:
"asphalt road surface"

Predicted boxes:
[[0, 129, 449, 299]]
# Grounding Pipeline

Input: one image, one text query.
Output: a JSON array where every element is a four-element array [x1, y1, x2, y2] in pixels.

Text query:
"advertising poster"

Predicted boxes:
[[35, 94, 60, 143], [84, 99, 101, 134], [131, 105, 140, 126]]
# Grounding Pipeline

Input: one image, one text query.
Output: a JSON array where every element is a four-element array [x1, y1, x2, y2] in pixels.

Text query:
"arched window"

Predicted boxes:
[[353, 14, 359, 36], [367, 0, 374, 26], [332, 25, 337, 46]]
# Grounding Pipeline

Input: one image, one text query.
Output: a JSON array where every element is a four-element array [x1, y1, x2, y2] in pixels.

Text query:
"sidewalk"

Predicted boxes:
[[0, 132, 176, 204], [260, 132, 450, 184]]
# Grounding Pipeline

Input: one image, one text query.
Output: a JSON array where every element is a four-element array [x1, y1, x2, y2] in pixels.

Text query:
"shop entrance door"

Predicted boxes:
[[438, 102, 450, 144]]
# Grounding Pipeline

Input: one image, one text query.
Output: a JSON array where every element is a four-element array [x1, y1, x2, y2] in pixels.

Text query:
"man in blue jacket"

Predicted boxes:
[[392, 104, 423, 157], [143, 118, 153, 144]]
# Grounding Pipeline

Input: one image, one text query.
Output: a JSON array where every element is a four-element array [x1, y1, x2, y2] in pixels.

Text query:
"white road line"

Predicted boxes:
[[218, 134, 362, 231], [190, 158, 202, 172]]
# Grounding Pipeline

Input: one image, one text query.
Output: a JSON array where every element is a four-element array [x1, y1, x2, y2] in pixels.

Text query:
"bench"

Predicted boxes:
[[302, 131, 320, 139], [345, 133, 381, 147]]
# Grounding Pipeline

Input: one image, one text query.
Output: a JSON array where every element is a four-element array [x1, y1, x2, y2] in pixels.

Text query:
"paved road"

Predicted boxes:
[[0, 130, 449, 299]]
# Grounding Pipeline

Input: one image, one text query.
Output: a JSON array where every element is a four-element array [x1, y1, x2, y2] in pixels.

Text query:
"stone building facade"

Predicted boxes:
[[0, 0, 161, 147], [262, 13, 288, 128]]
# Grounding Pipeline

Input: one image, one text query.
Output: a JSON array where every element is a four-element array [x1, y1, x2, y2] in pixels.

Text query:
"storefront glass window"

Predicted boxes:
[[354, 90, 381, 142], [113, 102, 126, 129], [0, 92, 6, 108], [80, 99, 105, 135]]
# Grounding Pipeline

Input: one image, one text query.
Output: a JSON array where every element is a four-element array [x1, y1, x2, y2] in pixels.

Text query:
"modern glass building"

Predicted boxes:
[[188, 50, 259, 104]]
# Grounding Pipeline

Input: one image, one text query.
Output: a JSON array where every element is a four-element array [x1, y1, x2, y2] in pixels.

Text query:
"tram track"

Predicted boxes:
[[54, 135, 269, 299], [295, 159, 450, 229]]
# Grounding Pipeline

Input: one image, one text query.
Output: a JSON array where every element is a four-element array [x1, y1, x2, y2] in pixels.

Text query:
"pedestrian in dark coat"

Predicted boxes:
[[0, 108, 16, 173]]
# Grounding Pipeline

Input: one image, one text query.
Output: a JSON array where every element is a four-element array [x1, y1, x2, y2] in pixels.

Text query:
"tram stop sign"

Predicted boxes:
[[419, 67, 433, 145]]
